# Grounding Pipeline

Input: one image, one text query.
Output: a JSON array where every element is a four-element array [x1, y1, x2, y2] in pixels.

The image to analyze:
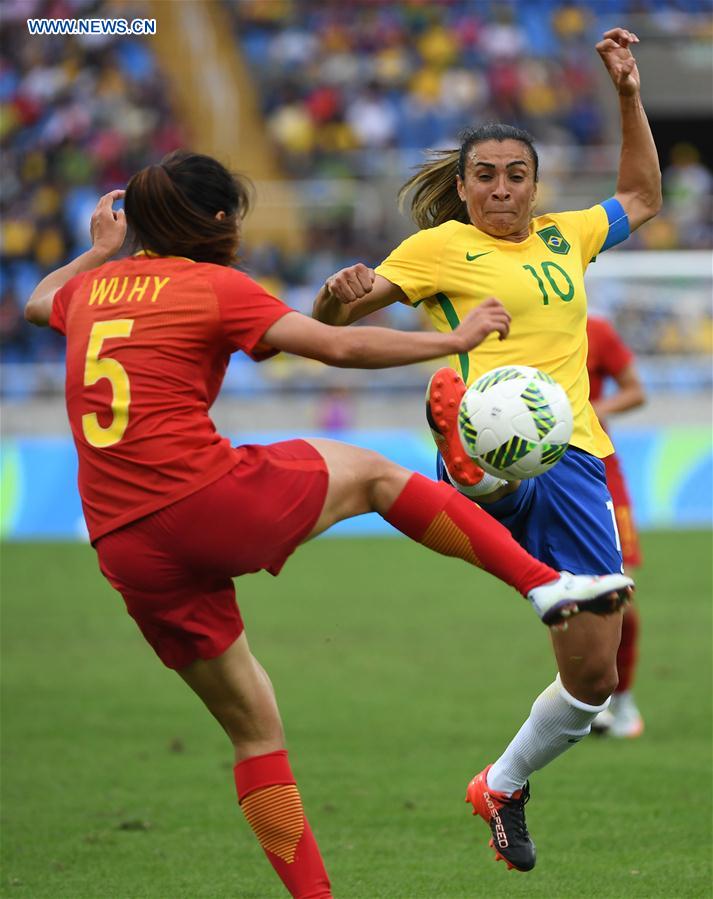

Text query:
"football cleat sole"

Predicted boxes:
[[528, 573, 634, 628], [426, 368, 483, 487]]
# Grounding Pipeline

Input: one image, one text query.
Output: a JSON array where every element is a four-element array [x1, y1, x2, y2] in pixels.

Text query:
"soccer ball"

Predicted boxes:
[[458, 365, 573, 480]]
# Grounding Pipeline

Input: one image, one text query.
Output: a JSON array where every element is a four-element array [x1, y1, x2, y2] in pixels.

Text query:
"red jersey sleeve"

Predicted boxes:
[[210, 267, 292, 361], [49, 272, 88, 335]]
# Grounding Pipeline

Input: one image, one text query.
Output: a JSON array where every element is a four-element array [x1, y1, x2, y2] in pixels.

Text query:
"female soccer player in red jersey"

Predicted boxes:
[[587, 315, 646, 738], [314, 28, 660, 872], [25, 151, 630, 899]]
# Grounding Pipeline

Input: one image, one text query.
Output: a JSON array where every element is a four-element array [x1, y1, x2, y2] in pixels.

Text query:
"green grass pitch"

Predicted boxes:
[[2, 532, 711, 898]]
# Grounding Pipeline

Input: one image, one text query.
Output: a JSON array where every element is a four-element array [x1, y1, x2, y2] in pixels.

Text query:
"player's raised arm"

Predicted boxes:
[[25, 190, 127, 326], [269, 296, 510, 369], [312, 264, 405, 326], [596, 27, 662, 231]]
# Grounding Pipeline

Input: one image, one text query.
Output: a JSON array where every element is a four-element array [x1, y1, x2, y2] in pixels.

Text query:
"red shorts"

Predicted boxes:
[[95, 440, 328, 670], [604, 453, 642, 568]]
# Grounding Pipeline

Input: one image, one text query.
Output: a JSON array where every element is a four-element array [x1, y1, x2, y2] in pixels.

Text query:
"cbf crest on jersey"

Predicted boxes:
[[536, 225, 570, 255]]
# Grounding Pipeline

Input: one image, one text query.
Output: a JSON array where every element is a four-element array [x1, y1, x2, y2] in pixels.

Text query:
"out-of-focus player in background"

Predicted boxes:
[[587, 315, 646, 738]]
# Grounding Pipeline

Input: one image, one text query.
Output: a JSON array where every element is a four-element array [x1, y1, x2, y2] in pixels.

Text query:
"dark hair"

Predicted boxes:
[[398, 124, 539, 229], [124, 150, 252, 265], [458, 124, 538, 182]]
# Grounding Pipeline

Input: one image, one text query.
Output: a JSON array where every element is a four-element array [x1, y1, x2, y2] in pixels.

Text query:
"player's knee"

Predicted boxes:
[[361, 450, 403, 496], [566, 664, 618, 706], [215, 701, 284, 755], [362, 447, 394, 477], [228, 719, 285, 759], [590, 670, 618, 704], [336, 444, 409, 512]]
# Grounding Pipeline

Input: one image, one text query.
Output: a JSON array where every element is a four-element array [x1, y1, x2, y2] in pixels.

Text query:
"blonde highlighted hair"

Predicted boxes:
[[399, 124, 539, 230]]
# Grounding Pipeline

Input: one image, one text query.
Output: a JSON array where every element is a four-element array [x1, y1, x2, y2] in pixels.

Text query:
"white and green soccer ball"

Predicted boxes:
[[458, 365, 573, 480]]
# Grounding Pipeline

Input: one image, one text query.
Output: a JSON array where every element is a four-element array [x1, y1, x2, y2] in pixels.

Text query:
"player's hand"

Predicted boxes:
[[90, 189, 127, 259], [596, 27, 640, 97], [324, 264, 376, 304], [453, 297, 511, 351]]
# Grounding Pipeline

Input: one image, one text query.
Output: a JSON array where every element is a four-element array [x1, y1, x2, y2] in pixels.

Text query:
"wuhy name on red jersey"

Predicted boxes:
[[50, 255, 291, 542]]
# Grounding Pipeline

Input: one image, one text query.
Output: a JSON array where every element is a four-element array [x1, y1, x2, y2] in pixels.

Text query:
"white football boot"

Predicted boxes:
[[592, 691, 644, 738], [527, 572, 633, 627]]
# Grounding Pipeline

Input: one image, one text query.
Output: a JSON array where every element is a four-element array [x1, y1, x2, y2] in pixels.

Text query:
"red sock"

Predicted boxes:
[[616, 601, 640, 692], [384, 473, 558, 596], [234, 750, 331, 899]]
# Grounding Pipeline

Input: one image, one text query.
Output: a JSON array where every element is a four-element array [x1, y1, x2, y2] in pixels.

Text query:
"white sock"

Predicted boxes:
[[487, 676, 610, 795]]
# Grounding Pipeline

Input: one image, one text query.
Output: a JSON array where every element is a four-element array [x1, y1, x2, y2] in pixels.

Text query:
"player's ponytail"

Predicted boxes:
[[398, 149, 466, 230], [124, 150, 252, 266], [399, 124, 539, 230]]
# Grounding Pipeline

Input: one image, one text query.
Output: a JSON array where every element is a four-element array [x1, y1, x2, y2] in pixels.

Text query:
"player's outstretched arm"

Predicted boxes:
[[596, 27, 662, 231], [25, 190, 126, 326], [268, 297, 510, 369], [312, 264, 406, 326], [593, 363, 646, 419]]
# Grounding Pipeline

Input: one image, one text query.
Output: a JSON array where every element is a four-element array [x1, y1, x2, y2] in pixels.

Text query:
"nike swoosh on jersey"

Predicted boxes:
[[465, 251, 492, 262]]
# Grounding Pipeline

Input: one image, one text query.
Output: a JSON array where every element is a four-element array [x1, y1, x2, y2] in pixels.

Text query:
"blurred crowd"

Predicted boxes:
[[1, 0, 711, 394], [232, 0, 713, 167], [235, 0, 614, 170], [1, 0, 183, 373], [228, 0, 712, 240]]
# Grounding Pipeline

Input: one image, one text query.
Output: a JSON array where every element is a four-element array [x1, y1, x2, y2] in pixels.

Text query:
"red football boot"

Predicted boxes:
[[465, 765, 536, 872], [426, 367, 484, 487]]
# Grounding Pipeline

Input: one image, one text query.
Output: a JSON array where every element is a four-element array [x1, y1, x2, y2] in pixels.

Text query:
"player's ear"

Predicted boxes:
[[215, 210, 226, 221], [456, 174, 466, 203]]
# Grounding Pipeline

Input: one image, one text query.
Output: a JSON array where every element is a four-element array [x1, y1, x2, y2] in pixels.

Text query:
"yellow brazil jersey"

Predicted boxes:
[[375, 202, 628, 458]]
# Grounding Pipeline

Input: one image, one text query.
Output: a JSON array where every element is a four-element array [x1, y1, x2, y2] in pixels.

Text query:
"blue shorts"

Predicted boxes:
[[438, 447, 623, 575]]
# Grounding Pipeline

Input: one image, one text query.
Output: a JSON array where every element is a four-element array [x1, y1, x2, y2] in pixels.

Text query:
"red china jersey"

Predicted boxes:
[[50, 254, 291, 542], [586, 317, 641, 564], [586, 316, 633, 405]]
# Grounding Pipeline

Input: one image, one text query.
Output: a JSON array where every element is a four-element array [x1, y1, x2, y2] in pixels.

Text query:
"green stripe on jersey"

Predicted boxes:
[[435, 292, 469, 382]]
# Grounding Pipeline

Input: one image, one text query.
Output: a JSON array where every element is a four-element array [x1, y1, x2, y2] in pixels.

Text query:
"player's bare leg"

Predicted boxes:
[[303, 439, 632, 621], [178, 631, 284, 761], [304, 437, 563, 595], [468, 611, 623, 871], [179, 634, 332, 898], [550, 607, 623, 705], [302, 440, 401, 535], [592, 573, 644, 738]]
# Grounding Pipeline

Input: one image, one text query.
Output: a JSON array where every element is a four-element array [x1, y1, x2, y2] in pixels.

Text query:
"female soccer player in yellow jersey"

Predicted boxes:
[[313, 27, 661, 872]]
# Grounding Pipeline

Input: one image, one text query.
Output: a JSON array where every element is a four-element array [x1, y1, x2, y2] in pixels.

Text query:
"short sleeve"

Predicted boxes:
[[556, 198, 630, 269], [211, 268, 292, 360], [49, 272, 87, 335], [375, 226, 453, 304]]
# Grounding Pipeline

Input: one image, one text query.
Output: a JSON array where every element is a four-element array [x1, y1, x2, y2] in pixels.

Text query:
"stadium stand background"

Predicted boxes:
[[1, 0, 711, 535]]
